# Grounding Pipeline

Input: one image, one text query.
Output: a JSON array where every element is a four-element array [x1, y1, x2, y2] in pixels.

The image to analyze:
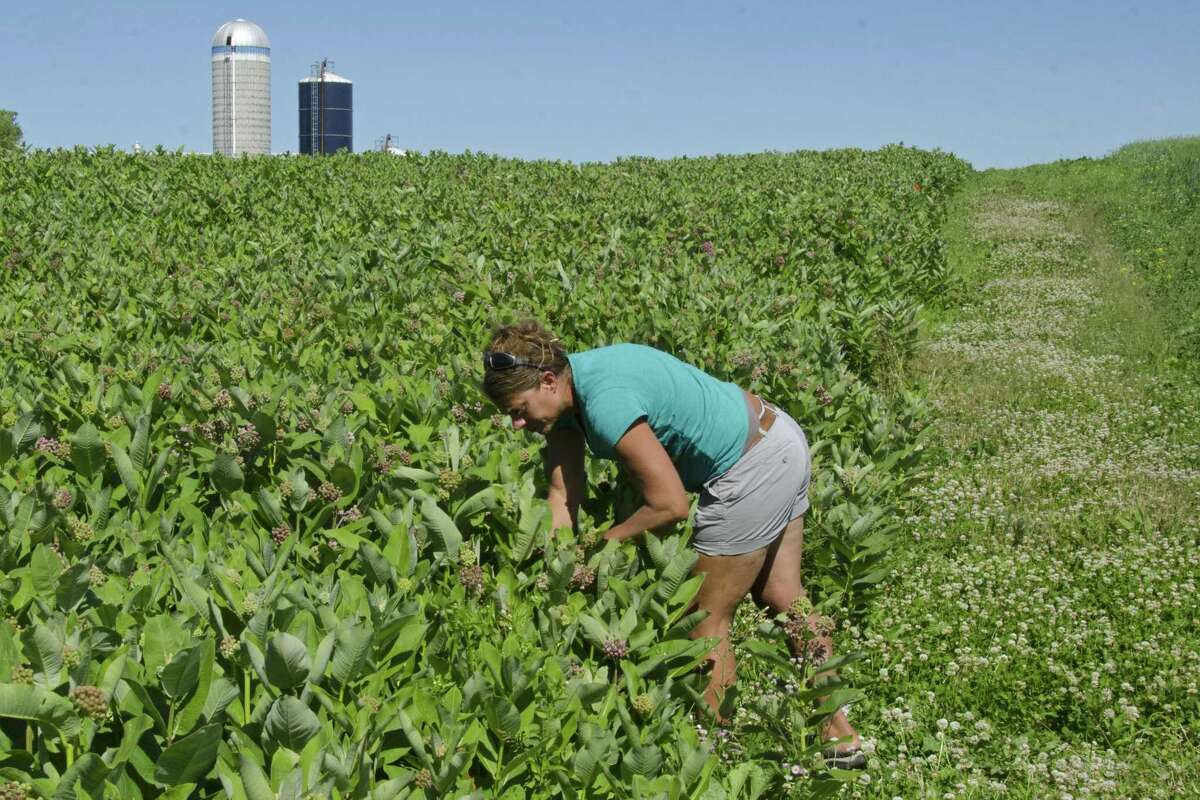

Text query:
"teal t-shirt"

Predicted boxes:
[[553, 343, 748, 492]]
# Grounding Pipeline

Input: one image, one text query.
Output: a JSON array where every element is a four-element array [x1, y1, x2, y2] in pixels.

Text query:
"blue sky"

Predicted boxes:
[[3, 1, 1198, 168]]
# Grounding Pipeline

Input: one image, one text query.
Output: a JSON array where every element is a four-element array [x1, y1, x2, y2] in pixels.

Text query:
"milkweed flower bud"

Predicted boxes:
[[219, 635, 241, 659], [0, 782, 33, 800], [602, 638, 628, 660], [62, 645, 81, 668], [438, 469, 462, 492], [570, 564, 595, 590], [236, 424, 261, 450], [71, 686, 108, 721], [241, 594, 261, 617], [68, 516, 94, 542], [458, 564, 485, 596]]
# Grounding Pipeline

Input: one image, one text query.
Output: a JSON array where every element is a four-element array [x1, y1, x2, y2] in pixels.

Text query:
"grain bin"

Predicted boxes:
[[299, 60, 353, 154]]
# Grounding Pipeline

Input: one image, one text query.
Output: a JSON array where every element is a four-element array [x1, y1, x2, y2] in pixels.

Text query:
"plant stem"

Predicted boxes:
[[65, 741, 75, 768], [26, 722, 33, 753], [244, 668, 252, 723], [166, 700, 176, 742]]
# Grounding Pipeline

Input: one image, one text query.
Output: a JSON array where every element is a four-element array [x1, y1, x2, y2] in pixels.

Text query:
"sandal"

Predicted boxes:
[[822, 746, 868, 769]]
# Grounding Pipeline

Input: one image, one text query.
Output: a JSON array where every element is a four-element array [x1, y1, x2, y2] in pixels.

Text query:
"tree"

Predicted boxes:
[[0, 110, 23, 151]]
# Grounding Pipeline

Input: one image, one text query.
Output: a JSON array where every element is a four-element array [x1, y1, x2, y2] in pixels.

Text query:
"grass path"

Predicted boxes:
[[839, 180, 1200, 798]]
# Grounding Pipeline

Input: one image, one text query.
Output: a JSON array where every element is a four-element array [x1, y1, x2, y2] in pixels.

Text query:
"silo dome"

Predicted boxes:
[[211, 19, 271, 49]]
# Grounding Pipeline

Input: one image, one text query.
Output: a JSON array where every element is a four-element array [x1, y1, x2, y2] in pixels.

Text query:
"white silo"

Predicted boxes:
[[211, 19, 271, 155]]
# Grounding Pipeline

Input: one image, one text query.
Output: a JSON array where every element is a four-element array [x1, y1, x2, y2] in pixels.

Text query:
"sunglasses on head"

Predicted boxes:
[[483, 352, 544, 371]]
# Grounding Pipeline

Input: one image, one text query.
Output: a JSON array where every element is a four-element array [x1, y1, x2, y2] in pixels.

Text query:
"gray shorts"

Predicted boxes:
[[692, 404, 811, 556]]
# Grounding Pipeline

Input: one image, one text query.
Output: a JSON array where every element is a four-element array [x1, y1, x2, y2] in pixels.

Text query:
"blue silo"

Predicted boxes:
[[299, 62, 352, 154]]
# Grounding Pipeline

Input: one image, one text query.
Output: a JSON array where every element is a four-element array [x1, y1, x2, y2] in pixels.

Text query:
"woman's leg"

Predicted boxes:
[[689, 547, 768, 723], [750, 515, 861, 751]]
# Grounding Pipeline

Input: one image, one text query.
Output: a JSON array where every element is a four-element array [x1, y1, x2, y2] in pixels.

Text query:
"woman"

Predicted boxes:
[[481, 320, 865, 768]]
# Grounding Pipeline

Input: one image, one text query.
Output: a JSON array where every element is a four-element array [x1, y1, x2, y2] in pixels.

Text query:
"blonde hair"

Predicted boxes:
[[482, 320, 570, 406]]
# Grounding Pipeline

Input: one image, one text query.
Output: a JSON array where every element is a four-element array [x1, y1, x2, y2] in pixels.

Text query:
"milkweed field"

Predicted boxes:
[[0, 146, 972, 799]]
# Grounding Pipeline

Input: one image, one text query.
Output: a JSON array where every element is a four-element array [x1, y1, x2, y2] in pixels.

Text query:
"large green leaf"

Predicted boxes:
[[573, 746, 600, 787], [142, 614, 187, 677], [287, 471, 311, 512], [131, 412, 151, 471], [255, 488, 284, 528], [30, 544, 63, 600], [356, 541, 394, 586], [331, 623, 373, 685], [201, 676, 240, 721], [111, 442, 140, 503], [655, 549, 698, 602], [265, 632, 311, 691], [622, 744, 663, 777], [419, 494, 462, 557], [51, 752, 109, 800], [11, 412, 43, 452], [109, 714, 154, 770], [70, 422, 106, 478], [323, 417, 353, 454], [239, 751, 276, 800], [160, 643, 204, 700], [155, 721, 223, 786], [0, 682, 74, 735], [56, 561, 92, 612], [265, 696, 321, 752], [453, 486, 499, 522], [484, 696, 522, 740], [210, 453, 244, 495], [25, 624, 64, 684], [329, 461, 357, 497], [577, 614, 611, 650], [97, 649, 128, 696]]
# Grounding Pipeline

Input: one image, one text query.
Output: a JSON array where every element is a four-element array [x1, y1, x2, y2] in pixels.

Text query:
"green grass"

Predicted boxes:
[[826, 141, 1200, 799], [982, 136, 1200, 371]]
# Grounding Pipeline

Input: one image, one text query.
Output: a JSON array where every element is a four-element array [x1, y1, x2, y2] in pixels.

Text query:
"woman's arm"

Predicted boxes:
[[604, 420, 690, 542], [543, 427, 586, 534]]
